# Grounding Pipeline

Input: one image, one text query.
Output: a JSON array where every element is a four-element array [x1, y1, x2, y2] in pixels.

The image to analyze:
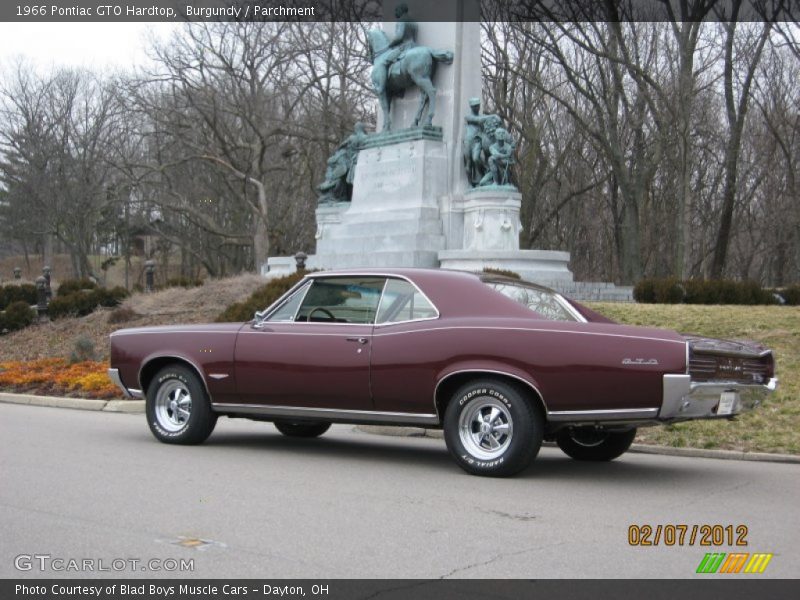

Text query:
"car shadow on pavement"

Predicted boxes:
[[201, 427, 732, 487], [517, 451, 740, 489], [204, 429, 456, 471]]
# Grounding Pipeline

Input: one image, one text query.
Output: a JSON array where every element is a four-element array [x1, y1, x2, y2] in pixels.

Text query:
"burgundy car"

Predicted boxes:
[[108, 269, 777, 477]]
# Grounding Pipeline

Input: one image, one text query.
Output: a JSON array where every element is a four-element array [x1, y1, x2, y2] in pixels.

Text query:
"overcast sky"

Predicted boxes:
[[0, 22, 179, 72]]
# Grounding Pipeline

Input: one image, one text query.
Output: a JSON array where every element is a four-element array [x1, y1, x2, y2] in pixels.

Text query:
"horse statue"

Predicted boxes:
[[367, 28, 453, 132]]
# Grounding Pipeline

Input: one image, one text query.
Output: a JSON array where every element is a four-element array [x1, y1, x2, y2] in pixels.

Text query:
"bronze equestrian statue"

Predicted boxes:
[[368, 4, 453, 131]]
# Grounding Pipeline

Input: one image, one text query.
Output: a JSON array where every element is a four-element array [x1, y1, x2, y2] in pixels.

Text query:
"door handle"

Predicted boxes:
[[346, 337, 369, 345]]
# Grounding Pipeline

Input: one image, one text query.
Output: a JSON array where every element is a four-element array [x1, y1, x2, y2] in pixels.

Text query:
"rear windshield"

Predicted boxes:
[[484, 281, 579, 322]]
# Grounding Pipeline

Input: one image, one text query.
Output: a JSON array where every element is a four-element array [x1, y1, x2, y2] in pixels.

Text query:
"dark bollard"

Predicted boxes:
[[42, 266, 52, 302], [145, 260, 155, 293], [294, 252, 308, 271], [13, 267, 21, 279], [35, 276, 48, 321]]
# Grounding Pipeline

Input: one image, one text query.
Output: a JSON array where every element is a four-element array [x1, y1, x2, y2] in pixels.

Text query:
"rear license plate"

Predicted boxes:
[[717, 391, 739, 416]]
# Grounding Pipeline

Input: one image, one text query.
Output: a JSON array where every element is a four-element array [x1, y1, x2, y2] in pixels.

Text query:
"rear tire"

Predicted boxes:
[[443, 379, 543, 477], [274, 420, 331, 438], [556, 427, 636, 461], [146, 365, 217, 445]]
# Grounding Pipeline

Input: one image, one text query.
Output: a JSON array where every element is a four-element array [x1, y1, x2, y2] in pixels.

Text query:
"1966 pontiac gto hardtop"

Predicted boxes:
[[109, 269, 777, 477]]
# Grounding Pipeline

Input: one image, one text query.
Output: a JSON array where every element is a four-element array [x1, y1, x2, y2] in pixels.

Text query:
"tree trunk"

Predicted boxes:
[[251, 180, 270, 270]]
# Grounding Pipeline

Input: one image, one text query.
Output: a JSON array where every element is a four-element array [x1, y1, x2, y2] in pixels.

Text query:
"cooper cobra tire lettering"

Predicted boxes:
[[146, 364, 217, 445], [445, 378, 543, 477]]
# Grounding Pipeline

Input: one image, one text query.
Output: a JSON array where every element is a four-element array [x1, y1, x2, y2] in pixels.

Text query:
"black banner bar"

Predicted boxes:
[[4, 579, 800, 600], [0, 0, 796, 23]]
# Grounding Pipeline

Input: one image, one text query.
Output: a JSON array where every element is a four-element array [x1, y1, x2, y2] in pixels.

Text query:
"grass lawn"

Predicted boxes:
[[588, 303, 800, 454]]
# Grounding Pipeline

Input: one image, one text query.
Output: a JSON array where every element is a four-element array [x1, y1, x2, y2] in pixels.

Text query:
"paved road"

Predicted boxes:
[[1, 403, 798, 579]]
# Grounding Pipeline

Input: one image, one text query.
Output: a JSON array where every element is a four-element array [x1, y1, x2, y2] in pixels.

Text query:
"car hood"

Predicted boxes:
[[110, 323, 246, 337], [683, 334, 772, 358]]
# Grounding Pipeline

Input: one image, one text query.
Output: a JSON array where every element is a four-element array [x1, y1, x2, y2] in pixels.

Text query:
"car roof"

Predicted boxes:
[[304, 268, 545, 320]]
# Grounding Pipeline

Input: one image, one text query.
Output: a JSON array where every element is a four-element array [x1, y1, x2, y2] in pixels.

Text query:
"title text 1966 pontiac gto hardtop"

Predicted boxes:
[[109, 269, 777, 477]]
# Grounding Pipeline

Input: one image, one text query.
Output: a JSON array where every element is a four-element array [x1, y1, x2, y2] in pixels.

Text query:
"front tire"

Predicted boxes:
[[444, 379, 543, 477], [146, 365, 217, 444], [556, 427, 636, 461], [274, 420, 331, 438]]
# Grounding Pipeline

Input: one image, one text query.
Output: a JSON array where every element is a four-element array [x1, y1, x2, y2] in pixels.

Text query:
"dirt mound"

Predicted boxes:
[[0, 274, 267, 362]]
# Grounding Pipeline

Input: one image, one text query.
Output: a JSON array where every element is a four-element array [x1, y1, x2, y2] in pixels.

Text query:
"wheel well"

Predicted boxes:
[[434, 371, 547, 421], [139, 357, 207, 397]]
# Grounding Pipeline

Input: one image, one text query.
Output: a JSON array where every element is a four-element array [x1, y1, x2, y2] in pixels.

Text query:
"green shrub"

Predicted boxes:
[[682, 280, 709, 304], [1, 301, 36, 332], [0, 283, 37, 309], [633, 279, 656, 303], [57, 278, 98, 296], [107, 306, 139, 325], [778, 284, 800, 306], [653, 278, 684, 304], [48, 291, 98, 319], [48, 283, 128, 319], [92, 286, 129, 308], [69, 336, 96, 363], [637, 278, 779, 305], [216, 271, 307, 322]]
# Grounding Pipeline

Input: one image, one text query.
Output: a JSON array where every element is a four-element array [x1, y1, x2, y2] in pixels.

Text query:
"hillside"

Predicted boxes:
[[0, 274, 266, 362]]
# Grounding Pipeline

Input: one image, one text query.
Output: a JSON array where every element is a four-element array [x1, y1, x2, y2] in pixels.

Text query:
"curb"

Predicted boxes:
[[624, 443, 800, 464], [356, 426, 800, 465], [0, 392, 145, 414]]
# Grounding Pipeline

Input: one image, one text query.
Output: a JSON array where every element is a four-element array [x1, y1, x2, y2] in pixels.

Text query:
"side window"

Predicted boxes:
[[376, 278, 438, 324], [296, 277, 385, 324], [266, 281, 311, 322]]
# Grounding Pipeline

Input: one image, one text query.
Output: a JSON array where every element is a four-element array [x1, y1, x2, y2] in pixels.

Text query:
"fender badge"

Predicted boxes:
[[622, 358, 659, 366]]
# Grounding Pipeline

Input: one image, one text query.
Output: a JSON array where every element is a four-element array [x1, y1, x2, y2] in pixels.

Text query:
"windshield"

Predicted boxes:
[[485, 280, 581, 322]]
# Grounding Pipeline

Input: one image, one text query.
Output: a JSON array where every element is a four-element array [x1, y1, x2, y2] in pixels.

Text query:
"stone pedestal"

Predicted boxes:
[[460, 187, 521, 251], [314, 202, 348, 245], [309, 131, 447, 270], [264, 8, 582, 290]]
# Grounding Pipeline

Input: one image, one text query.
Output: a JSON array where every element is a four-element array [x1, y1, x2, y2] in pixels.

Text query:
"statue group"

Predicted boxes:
[[463, 98, 516, 188], [317, 122, 367, 204], [317, 4, 516, 203]]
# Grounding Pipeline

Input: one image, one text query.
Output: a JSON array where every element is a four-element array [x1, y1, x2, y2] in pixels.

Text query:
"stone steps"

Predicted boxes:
[[540, 281, 635, 302]]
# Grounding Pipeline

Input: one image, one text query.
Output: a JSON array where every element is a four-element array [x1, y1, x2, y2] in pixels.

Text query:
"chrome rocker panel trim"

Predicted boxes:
[[212, 403, 440, 426], [546, 408, 660, 422]]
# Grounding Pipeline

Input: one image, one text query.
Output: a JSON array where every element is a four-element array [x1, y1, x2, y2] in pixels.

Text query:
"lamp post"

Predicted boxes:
[[35, 276, 48, 321], [145, 260, 156, 293]]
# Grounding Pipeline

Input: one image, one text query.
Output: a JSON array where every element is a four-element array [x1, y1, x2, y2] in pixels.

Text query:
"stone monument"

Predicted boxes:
[[266, 0, 575, 285]]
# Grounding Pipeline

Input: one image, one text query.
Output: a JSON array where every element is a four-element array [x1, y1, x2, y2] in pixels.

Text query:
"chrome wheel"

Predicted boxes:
[[568, 427, 608, 447], [458, 397, 514, 460], [154, 380, 192, 432], [556, 427, 637, 462]]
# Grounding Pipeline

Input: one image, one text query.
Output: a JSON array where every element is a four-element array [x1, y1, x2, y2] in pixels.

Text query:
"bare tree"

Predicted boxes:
[[0, 62, 123, 278], [710, 2, 773, 278]]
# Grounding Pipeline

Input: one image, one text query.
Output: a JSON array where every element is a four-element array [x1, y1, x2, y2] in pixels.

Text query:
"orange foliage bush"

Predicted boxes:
[[0, 359, 121, 399]]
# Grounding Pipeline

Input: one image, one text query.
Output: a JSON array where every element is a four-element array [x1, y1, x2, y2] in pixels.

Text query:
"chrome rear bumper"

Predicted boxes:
[[107, 368, 143, 399], [660, 374, 777, 420]]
